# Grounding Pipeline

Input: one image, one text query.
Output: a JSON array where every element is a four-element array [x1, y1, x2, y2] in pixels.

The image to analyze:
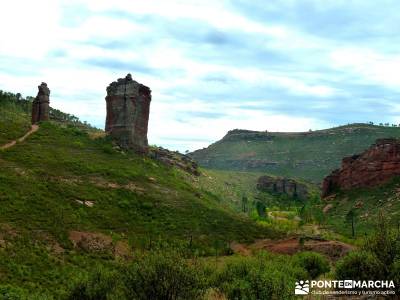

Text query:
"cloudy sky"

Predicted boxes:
[[1, 0, 400, 151]]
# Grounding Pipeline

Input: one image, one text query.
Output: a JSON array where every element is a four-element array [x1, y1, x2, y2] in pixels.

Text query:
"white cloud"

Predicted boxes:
[[0, 0, 61, 58], [1, 0, 399, 151], [149, 99, 330, 151], [330, 48, 400, 89]]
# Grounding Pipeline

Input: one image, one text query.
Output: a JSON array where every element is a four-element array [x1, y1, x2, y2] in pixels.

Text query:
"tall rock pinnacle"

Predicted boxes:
[[105, 74, 152, 153], [31, 82, 50, 124]]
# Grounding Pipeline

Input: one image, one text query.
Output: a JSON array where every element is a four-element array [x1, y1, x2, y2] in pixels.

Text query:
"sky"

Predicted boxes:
[[1, 0, 400, 152]]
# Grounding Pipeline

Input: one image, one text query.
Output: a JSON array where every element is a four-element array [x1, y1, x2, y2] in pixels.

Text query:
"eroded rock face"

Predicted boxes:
[[31, 82, 50, 124], [105, 74, 151, 153], [322, 138, 400, 197], [257, 175, 309, 200]]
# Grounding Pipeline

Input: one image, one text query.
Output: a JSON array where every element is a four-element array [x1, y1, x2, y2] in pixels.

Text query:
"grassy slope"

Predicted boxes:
[[322, 177, 400, 238], [190, 124, 400, 183], [0, 122, 270, 244], [0, 93, 32, 144], [192, 169, 319, 211], [193, 169, 262, 210], [0, 97, 282, 296]]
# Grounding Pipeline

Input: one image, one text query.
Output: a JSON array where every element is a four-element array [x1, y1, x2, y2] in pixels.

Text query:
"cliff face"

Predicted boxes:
[[322, 138, 400, 197], [257, 175, 309, 200], [105, 74, 151, 153], [31, 82, 50, 124]]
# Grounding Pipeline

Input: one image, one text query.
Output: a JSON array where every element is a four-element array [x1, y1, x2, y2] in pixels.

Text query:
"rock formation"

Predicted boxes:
[[105, 74, 151, 153], [149, 147, 200, 176], [257, 175, 309, 200], [322, 138, 400, 197], [31, 82, 50, 124]]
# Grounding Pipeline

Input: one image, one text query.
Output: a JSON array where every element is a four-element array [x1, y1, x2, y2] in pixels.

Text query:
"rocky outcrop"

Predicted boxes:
[[149, 147, 200, 176], [105, 74, 151, 153], [322, 138, 400, 197], [257, 175, 309, 200], [31, 82, 50, 124]]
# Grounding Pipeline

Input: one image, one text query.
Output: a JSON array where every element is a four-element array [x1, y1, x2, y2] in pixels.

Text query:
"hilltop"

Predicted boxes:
[[190, 124, 400, 183]]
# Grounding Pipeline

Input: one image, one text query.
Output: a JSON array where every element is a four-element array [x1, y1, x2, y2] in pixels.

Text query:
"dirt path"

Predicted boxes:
[[232, 237, 354, 261], [0, 125, 39, 150]]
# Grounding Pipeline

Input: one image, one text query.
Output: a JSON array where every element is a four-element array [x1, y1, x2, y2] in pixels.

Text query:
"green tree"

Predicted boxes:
[[241, 195, 248, 213], [346, 209, 356, 238], [255, 201, 266, 218]]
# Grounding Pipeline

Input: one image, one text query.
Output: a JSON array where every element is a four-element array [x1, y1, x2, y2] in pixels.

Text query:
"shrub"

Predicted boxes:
[[335, 251, 384, 281], [292, 251, 330, 279], [101, 144, 114, 154], [335, 212, 400, 283], [389, 259, 400, 294], [215, 252, 306, 300], [66, 266, 120, 300], [0, 285, 26, 300], [122, 251, 209, 300], [362, 214, 400, 274]]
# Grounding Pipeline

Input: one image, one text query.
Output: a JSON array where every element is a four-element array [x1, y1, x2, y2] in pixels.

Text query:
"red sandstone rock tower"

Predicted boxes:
[[105, 74, 151, 153], [31, 82, 50, 124]]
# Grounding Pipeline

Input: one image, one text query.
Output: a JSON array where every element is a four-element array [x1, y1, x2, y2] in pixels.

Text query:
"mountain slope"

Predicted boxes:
[[0, 122, 273, 246], [322, 177, 400, 237], [0, 93, 280, 296], [191, 169, 319, 212], [190, 124, 400, 183]]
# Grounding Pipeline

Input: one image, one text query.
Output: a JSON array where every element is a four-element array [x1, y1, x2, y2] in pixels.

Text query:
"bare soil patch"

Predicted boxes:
[[233, 237, 354, 261]]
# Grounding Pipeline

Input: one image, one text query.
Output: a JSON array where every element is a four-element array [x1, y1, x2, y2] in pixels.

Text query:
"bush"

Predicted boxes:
[[335, 251, 384, 281], [122, 251, 209, 300], [292, 251, 330, 279], [215, 252, 307, 300], [335, 212, 400, 284], [66, 266, 120, 300], [0, 285, 26, 300], [389, 259, 400, 294], [362, 214, 400, 274], [0, 285, 52, 300]]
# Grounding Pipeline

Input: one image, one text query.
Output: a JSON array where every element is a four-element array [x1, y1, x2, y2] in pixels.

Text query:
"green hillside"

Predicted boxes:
[[320, 177, 400, 238], [0, 93, 281, 297], [0, 91, 32, 144], [193, 169, 262, 210], [190, 125, 400, 183], [192, 169, 318, 212], [0, 90, 100, 145], [2, 91, 398, 298]]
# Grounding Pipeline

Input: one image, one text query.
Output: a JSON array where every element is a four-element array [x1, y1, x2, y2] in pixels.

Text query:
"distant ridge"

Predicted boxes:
[[190, 123, 400, 183]]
